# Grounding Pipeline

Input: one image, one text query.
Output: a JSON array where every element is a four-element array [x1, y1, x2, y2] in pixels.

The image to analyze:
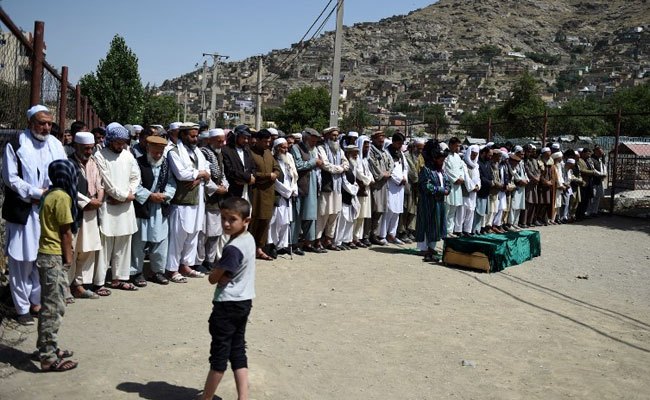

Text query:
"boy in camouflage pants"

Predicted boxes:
[[36, 159, 78, 372]]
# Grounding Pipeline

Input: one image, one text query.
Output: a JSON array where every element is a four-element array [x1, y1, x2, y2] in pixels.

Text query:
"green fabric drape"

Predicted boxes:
[[443, 231, 541, 272]]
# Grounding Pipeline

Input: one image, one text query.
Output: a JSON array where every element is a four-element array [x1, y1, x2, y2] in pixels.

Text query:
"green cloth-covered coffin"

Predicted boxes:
[[443, 230, 541, 273]]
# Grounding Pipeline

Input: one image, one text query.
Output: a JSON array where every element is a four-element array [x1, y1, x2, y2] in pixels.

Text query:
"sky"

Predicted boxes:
[[1, 0, 435, 85]]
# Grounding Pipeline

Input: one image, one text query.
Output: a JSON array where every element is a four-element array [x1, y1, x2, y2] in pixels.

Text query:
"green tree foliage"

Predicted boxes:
[[609, 84, 650, 137], [498, 72, 546, 138], [460, 108, 499, 139], [476, 44, 501, 61], [142, 89, 182, 127], [273, 87, 330, 133], [341, 105, 374, 132], [80, 35, 145, 124], [421, 105, 447, 135], [547, 97, 610, 137]]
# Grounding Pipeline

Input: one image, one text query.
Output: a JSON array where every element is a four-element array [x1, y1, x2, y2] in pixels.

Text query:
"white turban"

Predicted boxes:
[[541, 147, 551, 153], [551, 152, 563, 159], [27, 104, 49, 120], [292, 132, 302, 139], [529, 144, 537, 150], [347, 131, 359, 138], [268, 127, 279, 136], [169, 122, 181, 131], [567, 158, 576, 164], [273, 138, 287, 148], [514, 145, 523, 152], [73, 131, 95, 145], [209, 128, 225, 138]]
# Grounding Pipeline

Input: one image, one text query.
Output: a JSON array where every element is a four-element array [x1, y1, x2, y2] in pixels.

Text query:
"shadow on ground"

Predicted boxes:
[[571, 214, 650, 235], [116, 381, 221, 400], [0, 345, 40, 373]]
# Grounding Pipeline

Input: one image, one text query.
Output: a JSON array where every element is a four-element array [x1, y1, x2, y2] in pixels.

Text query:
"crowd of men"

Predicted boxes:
[[3, 104, 608, 325]]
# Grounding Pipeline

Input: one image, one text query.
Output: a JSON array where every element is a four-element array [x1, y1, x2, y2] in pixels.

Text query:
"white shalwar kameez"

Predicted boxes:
[[444, 151, 464, 233], [353, 137, 374, 241], [455, 150, 481, 233], [315, 144, 349, 240], [380, 153, 408, 238], [166, 142, 210, 271], [267, 158, 297, 249], [335, 172, 360, 246], [2, 130, 66, 315], [94, 147, 141, 281]]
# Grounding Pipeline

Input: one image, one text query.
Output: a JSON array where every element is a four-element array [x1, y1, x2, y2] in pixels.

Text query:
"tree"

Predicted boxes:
[[341, 105, 374, 132], [498, 72, 546, 138], [547, 97, 610, 138], [142, 90, 183, 127], [274, 86, 330, 133], [460, 108, 498, 139], [80, 35, 145, 124], [609, 84, 650, 137], [421, 105, 447, 135]]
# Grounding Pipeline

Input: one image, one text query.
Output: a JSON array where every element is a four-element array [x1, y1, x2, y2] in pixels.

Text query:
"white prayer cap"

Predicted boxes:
[[486, 141, 494, 148], [198, 131, 209, 140], [169, 122, 181, 131], [292, 132, 302, 139], [273, 138, 287, 148], [73, 131, 95, 145], [577, 147, 584, 153], [541, 147, 551, 153], [439, 142, 449, 151], [267, 127, 279, 136], [479, 145, 486, 150], [551, 143, 560, 150], [514, 145, 523, 152], [567, 158, 576, 164], [347, 131, 359, 138], [208, 128, 225, 138], [27, 104, 49, 120], [414, 137, 426, 144], [133, 125, 144, 132], [551, 151, 563, 159], [529, 144, 537, 150]]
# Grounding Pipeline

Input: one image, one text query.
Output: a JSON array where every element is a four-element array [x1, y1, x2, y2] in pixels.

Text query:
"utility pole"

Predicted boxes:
[[200, 61, 208, 121], [203, 52, 230, 128], [329, 0, 344, 127], [255, 57, 263, 130], [183, 79, 188, 121]]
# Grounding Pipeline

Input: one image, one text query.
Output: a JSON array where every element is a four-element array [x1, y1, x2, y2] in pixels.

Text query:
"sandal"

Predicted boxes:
[[168, 272, 188, 283], [150, 272, 169, 285], [42, 358, 78, 372], [73, 289, 99, 299], [110, 281, 138, 291], [93, 286, 111, 296], [57, 348, 74, 358], [181, 269, 205, 278], [131, 274, 148, 287], [65, 296, 75, 305]]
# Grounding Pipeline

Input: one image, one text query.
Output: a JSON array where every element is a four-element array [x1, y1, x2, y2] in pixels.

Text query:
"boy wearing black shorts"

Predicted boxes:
[[200, 197, 256, 400]]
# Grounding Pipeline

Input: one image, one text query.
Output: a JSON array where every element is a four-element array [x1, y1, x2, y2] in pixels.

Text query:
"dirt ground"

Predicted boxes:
[[1, 216, 649, 400]]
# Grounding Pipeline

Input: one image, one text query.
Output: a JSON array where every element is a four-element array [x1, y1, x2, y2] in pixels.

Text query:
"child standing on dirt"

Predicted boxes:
[[200, 197, 256, 400], [36, 159, 79, 372]]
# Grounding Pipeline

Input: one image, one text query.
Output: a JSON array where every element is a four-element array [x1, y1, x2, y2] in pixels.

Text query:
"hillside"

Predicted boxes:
[[159, 0, 650, 126]]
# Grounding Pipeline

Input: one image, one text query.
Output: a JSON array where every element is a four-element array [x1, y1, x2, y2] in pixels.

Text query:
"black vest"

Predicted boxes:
[[134, 155, 170, 219], [2, 136, 33, 225], [68, 154, 89, 225], [342, 168, 356, 205], [296, 143, 312, 197], [273, 161, 287, 207]]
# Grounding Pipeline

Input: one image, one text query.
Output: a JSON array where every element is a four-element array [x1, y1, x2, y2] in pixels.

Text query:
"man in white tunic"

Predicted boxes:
[[165, 123, 211, 282], [2, 105, 66, 324], [444, 137, 464, 238], [196, 128, 229, 271], [94, 122, 141, 291], [508, 150, 528, 228], [381, 133, 408, 244], [68, 132, 105, 298], [315, 127, 349, 251], [352, 135, 374, 247], [335, 145, 361, 249], [267, 138, 298, 256], [163, 122, 182, 157], [367, 131, 394, 245], [455, 145, 481, 236]]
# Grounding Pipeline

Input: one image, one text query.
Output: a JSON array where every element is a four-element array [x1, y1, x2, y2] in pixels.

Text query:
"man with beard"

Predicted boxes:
[[130, 125, 154, 159], [522, 145, 541, 227], [94, 122, 141, 291], [343, 131, 359, 147], [472, 146, 494, 234], [315, 127, 349, 251], [486, 149, 504, 233], [335, 145, 360, 249], [381, 133, 408, 245], [2, 105, 67, 324], [537, 147, 555, 225], [67, 132, 105, 298], [588, 146, 606, 217], [196, 128, 229, 271], [576, 148, 596, 220], [222, 125, 256, 201], [165, 123, 211, 282], [131, 136, 177, 286], [444, 137, 464, 238], [289, 128, 324, 254], [399, 138, 425, 242], [367, 131, 394, 245], [249, 129, 281, 260], [164, 122, 182, 157], [268, 138, 298, 257], [352, 135, 374, 248]]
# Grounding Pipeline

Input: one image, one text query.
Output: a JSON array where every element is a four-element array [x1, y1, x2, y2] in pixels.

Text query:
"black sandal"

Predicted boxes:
[[42, 358, 78, 372], [110, 281, 138, 291]]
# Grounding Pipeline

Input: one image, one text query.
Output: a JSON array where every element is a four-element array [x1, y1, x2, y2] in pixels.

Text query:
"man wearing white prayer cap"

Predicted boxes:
[[291, 132, 302, 143], [2, 104, 67, 324], [550, 151, 566, 223], [195, 127, 230, 272], [536, 146, 555, 225], [68, 132, 106, 298], [164, 122, 182, 156], [343, 131, 359, 146], [267, 137, 298, 257]]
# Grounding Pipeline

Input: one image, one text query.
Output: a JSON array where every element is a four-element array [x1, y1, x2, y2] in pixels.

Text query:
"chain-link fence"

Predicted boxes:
[[0, 20, 31, 131]]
